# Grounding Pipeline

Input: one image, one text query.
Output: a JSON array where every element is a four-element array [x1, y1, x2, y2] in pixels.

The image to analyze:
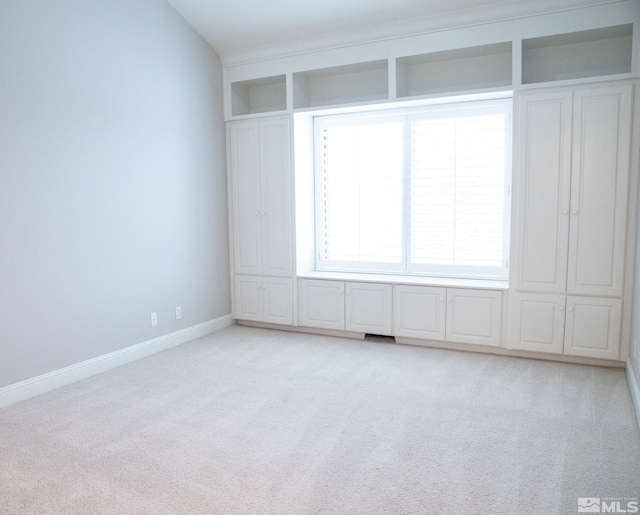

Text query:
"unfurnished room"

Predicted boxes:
[[1, 0, 640, 513]]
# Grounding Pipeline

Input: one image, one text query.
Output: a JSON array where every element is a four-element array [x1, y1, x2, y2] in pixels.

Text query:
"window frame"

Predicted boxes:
[[313, 96, 513, 281]]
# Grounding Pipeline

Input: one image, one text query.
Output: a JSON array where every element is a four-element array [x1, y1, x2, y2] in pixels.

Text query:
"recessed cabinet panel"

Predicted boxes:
[[230, 123, 261, 275], [263, 277, 293, 325], [260, 119, 293, 277], [446, 289, 502, 346], [515, 92, 572, 292], [298, 279, 345, 330], [564, 296, 622, 360], [567, 85, 632, 296], [510, 293, 566, 354], [235, 275, 262, 321], [393, 285, 446, 340], [345, 282, 393, 335]]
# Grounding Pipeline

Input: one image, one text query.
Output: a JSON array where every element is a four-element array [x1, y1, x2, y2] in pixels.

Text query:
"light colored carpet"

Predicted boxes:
[[1, 325, 639, 514]]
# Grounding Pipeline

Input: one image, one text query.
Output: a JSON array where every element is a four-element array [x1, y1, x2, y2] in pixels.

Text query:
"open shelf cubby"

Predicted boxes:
[[522, 24, 633, 84], [293, 60, 389, 109], [231, 75, 287, 116], [396, 42, 513, 98]]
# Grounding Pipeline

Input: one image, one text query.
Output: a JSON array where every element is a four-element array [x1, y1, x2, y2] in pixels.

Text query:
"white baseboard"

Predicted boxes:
[[0, 315, 235, 409], [626, 360, 640, 430]]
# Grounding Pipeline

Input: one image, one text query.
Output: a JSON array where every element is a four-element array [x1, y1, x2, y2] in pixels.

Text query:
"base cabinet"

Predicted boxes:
[[345, 282, 393, 334], [445, 289, 503, 346], [393, 285, 502, 346], [298, 279, 344, 330], [564, 296, 622, 360], [394, 285, 446, 340], [235, 275, 293, 325], [299, 280, 503, 346], [510, 293, 622, 359], [298, 279, 392, 334]]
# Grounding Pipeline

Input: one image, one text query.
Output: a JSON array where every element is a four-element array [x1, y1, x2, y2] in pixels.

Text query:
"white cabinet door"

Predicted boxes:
[[446, 289, 502, 346], [229, 117, 292, 277], [260, 118, 293, 277], [393, 285, 446, 340], [567, 85, 632, 296], [515, 91, 572, 292], [263, 277, 293, 326], [230, 122, 261, 276], [235, 275, 263, 321], [564, 296, 622, 360], [235, 275, 293, 325], [298, 279, 345, 330], [345, 282, 393, 335], [510, 293, 566, 354]]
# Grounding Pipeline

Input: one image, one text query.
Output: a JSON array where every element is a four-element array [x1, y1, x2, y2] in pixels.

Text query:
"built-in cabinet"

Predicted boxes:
[[510, 83, 632, 359], [226, 3, 638, 365], [393, 285, 502, 346], [229, 116, 294, 324], [299, 280, 503, 345], [226, 19, 636, 119], [298, 279, 393, 335]]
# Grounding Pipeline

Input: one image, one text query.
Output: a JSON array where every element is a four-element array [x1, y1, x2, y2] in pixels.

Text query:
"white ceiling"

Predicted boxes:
[[166, 0, 615, 59]]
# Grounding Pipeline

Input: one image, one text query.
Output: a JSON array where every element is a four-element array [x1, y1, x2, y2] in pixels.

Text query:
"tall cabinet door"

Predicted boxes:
[[567, 85, 632, 296], [514, 91, 572, 292], [230, 122, 262, 275], [229, 117, 293, 278], [260, 118, 293, 277]]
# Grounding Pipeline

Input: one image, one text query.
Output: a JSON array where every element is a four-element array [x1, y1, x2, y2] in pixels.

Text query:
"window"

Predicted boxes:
[[315, 98, 511, 279]]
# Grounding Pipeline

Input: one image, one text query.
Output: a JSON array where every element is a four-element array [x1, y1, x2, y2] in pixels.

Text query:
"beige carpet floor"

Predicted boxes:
[[1, 325, 639, 514]]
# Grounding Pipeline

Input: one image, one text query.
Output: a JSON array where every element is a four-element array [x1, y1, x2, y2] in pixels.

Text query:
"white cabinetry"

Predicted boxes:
[[298, 279, 392, 335], [394, 286, 502, 346], [298, 279, 345, 330], [229, 116, 294, 324], [511, 83, 632, 359], [446, 289, 503, 347], [564, 297, 622, 360], [235, 276, 293, 325], [511, 294, 622, 360], [393, 285, 446, 340], [345, 282, 393, 335], [299, 281, 503, 345]]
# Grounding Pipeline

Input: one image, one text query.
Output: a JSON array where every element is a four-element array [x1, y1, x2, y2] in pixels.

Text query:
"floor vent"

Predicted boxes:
[[364, 334, 396, 344]]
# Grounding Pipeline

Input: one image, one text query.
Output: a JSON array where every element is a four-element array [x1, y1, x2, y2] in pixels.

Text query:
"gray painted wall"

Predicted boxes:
[[0, 0, 231, 388]]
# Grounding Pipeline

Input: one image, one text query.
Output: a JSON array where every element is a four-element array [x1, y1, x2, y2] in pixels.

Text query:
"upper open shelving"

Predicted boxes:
[[522, 24, 633, 85], [226, 18, 637, 119], [231, 75, 287, 117], [292, 60, 389, 109], [396, 42, 513, 98]]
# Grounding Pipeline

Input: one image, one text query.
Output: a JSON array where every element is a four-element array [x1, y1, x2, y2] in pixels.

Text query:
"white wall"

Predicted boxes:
[[0, 0, 230, 388]]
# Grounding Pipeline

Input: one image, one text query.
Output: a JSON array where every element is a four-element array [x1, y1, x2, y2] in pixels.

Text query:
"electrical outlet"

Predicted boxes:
[[151, 312, 157, 327], [175, 306, 182, 320]]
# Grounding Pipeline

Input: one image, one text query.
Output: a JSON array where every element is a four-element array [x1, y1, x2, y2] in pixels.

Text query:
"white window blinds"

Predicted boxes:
[[317, 115, 404, 271], [315, 98, 511, 279]]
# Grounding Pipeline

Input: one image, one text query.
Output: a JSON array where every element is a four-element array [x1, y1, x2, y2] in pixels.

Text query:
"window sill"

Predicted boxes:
[[297, 270, 509, 290]]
